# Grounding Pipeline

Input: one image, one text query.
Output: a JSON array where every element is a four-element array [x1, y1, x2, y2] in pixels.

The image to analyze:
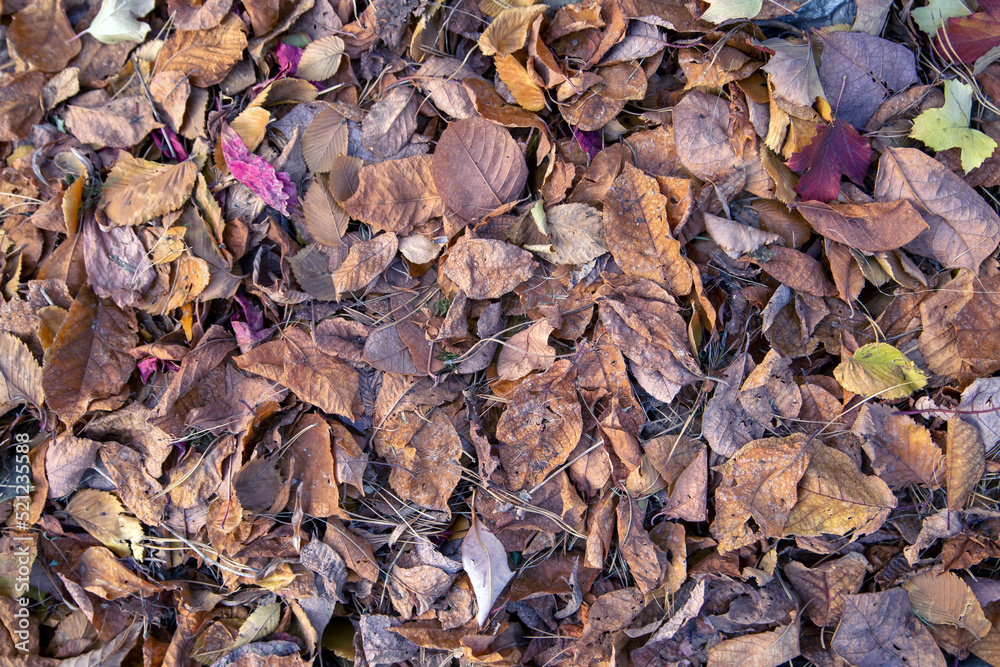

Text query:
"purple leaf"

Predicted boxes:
[[787, 118, 873, 202], [276, 42, 303, 76], [220, 123, 298, 216]]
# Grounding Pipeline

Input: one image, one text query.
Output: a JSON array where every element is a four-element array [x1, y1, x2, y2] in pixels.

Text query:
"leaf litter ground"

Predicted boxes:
[[5, 0, 1000, 665]]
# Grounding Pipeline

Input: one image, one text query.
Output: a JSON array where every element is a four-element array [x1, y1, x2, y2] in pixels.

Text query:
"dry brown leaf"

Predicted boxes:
[[296, 35, 345, 81], [495, 360, 582, 492], [832, 589, 946, 667], [235, 326, 361, 420], [533, 203, 606, 265], [596, 276, 702, 404], [64, 489, 144, 559], [73, 546, 162, 600], [874, 147, 1000, 272], [41, 286, 137, 427], [45, 433, 100, 499], [332, 232, 398, 299], [947, 416, 985, 510], [761, 245, 837, 297], [784, 553, 868, 626], [8, 0, 81, 72], [302, 175, 349, 245], [712, 434, 810, 553], [903, 571, 991, 639], [0, 71, 46, 142], [478, 5, 548, 55], [852, 403, 944, 489], [707, 615, 801, 667], [616, 494, 662, 595], [796, 200, 928, 252], [604, 163, 692, 295], [375, 408, 462, 513], [463, 507, 514, 627], [0, 332, 43, 415], [155, 14, 247, 87], [496, 319, 555, 381], [783, 442, 896, 539], [63, 95, 163, 149], [81, 216, 155, 308], [495, 53, 546, 111], [414, 57, 479, 119], [674, 90, 739, 180], [441, 236, 536, 300], [361, 86, 419, 159], [290, 414, 340, 517], [343, 155, 444, 233], [704, 213, 781, 259], [229, 105, 270, 151], [302, 107, 348, 173], [432, 117, 528, 220]]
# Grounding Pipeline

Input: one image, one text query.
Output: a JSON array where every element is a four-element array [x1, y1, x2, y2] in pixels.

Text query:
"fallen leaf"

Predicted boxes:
[[496, 360, 582, 491], [63, 95, 163, 149], [783, 443, 896, 539], [701, 0, 762, 23], [432, 117, 528, 220], [913, 0, 972, 35], [0, 332, 43, 415], [441, 236, 536, 300], [462, 507, 514, 627], [786, 118, 873, 202], [42, 286, 137, 426], [852, 403, 945, 489], [81, 0, 155, 44], [815, 30, 918, 129], [704, 213, 781, 258], [941, 0, 1000, 62], [832, 589, 946, 667], [706, 615, 801, 667], [911, 79, 997, 172], [796, 200, 928, 252], [302, 107, 348, 173], [712, 434, 810, 553], [947, 416, 985, 510], [221, 123, 297, 216], [903, 570, 991, 639], [99, 156, 197, 227], [0, 71, 46, 142], [361, 86, 419, 159], [761, 38, 825, 108], [604, 163, 692, 295], [784, 553, 869, 626], [496, 319, 555, 381], [289, 414, 339, 517], [617, 494, 662, 594], [8, 0, 81, 72], [478, 5, 548, 55], [834, 342, 928, 399], [332, 233, 398, 299], [302, 175, 349, 245], [296, 35, 345, 81], [155, 14, 247, 87], [343, 155, 444, 233], [64, 489, 144, 559]]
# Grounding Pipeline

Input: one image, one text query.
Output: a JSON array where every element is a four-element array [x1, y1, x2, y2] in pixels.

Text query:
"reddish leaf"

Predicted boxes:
[[220, 123, 297, 216], [787, 118, 873, 202], [942, 0, 1000, 63]]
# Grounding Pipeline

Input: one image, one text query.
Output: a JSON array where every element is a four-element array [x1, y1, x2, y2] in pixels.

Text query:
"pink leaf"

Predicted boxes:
[[220, 123, 298, 216], [276, 42, 303, 76]]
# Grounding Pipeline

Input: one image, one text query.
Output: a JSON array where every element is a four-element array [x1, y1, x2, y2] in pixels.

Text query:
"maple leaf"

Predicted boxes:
[[941, 0, 1000, 63], [220, 123, 297, 216], [910, 79, 998, 172], [786, 118, 873, 202]]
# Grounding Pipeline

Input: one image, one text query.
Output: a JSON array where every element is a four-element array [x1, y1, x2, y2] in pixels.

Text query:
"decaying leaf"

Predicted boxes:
[[833, 589, 946, 667], [100, 155, 197, 227], [463, 507, 514, 627], [0, 332, 43, 415], [834, 342, 928, 399]]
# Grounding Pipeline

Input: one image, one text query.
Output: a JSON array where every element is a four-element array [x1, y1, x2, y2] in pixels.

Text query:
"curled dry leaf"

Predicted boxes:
[[83, 0, 155, 44], [496, 319, 555, 381], [463, 506, 514, 627], [704, 213, 781, 259], [64, 488, 144, 559], [478, 5, 548, 56]]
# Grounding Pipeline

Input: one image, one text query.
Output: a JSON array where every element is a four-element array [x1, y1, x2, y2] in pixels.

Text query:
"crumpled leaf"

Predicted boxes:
[[815, 30, 918, 129], [221, 123, 297, 216], [704, 213, 781, 259], [910, 79, 998, 172], [79, 0, 155, 44], [874, 147, 1000, 271], [834, 342, 928, 399], [787, 118, 873, 202], [462, 508, 514, 627]]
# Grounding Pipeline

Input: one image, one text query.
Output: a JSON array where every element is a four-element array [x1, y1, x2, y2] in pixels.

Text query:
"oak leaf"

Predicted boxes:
[[786, 118, 872, 202]]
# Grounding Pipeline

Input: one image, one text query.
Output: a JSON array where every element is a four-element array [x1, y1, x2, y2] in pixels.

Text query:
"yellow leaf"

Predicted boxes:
[[64, 489, 144, 559], [834, 342, 928, 399], [494, 53, 545, 111], [701, 0, 763, 23], [911, 79, 997, 172], [99, 155, 198, 227], [903, 571, 991, 639], [478, 5, 547, 56]]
